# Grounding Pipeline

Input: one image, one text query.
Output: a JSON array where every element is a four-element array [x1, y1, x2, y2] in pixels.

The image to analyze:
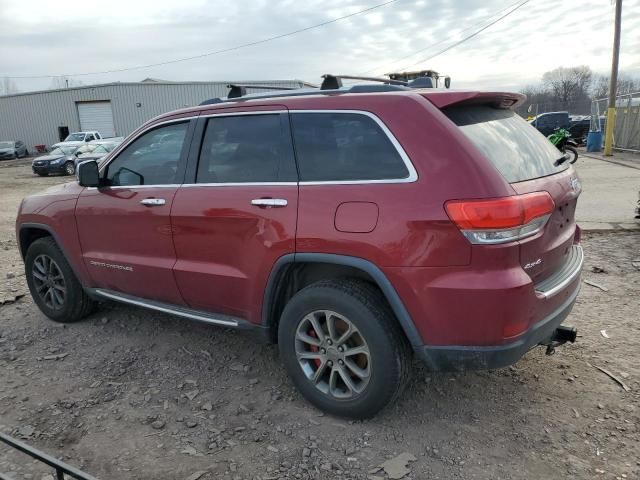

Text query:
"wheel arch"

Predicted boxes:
[[18, 223, 88, 288], [262, 253, 423, 348]]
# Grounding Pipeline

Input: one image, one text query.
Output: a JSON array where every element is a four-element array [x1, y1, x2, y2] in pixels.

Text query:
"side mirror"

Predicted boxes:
[[77, 160, 100, 187], [444, 76, 451, 89]]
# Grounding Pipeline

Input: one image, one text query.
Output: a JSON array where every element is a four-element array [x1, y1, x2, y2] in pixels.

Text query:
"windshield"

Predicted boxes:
[[48, 146, 76, 156], [444, 106, 569, 183], [75, 144, 98, 154], [0, 141, 14, 148], [64, 133, 86, 142]]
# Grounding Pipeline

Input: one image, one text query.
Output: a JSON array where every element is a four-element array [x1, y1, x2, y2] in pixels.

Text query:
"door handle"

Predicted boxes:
[[251, 198, 288, 208], [140, 198, 166, 206]]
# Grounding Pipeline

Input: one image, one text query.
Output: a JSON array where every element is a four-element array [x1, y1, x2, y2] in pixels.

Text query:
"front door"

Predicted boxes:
[[171, 109, 298, 323], [75, 119, 195, 304]]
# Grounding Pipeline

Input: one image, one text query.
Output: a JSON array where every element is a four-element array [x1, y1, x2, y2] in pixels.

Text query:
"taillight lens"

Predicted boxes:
[[445, 192, 555, 245]]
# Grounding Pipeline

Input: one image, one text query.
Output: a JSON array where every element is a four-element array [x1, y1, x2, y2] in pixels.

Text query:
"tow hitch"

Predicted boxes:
[[542, 325, 577, 355]]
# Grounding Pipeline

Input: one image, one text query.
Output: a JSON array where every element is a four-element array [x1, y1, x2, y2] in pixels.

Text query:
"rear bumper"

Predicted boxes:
[[417, 284, 580, 371]]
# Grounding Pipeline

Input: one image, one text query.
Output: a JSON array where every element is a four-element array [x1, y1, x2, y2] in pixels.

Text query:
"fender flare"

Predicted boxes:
[[18, 222, 88, 288], [262, 253, 424, 348]]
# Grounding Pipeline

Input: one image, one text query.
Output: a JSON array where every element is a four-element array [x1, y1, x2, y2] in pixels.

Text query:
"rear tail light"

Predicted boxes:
[[445, 192, 555, 245]]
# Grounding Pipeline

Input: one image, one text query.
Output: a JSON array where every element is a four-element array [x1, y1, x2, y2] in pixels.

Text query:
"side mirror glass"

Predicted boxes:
[[77, 160, 100, 187]]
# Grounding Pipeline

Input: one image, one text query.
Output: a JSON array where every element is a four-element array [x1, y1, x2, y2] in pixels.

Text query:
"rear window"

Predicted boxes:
[[444, 106, 569, 183]]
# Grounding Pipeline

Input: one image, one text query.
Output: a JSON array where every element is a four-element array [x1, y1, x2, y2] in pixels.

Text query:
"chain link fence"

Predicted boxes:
[[594, 92, 640, 153]]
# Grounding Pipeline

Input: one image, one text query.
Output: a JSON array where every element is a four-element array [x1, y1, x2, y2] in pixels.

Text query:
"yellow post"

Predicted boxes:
[[604, 108, 616, 155]]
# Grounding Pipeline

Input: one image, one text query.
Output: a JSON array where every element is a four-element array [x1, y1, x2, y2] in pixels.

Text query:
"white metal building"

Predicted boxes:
[[0, 79, 310, 149]]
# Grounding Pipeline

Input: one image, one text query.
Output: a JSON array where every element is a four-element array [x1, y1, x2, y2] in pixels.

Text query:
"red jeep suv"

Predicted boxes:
[[16, 77, 583, 418]]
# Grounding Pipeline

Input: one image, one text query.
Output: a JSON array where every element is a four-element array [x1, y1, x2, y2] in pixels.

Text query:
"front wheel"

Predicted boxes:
[[64, 161, 75, 175], [25, 237, 95, 323], [565, 146, 578, 164], [278, 279, 411, 419]]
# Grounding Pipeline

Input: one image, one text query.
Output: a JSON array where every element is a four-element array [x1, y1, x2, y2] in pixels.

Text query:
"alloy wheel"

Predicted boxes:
[[32, 254, 66, 310], [65, 163, 75, 175], [295, 310, 371, 399]]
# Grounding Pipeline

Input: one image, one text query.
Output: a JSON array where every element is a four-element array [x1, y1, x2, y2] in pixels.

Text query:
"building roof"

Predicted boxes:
[[0, 79, 315, 99]]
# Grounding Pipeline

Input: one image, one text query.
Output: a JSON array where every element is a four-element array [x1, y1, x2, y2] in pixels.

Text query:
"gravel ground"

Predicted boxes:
[[0, 158, 639, 480]]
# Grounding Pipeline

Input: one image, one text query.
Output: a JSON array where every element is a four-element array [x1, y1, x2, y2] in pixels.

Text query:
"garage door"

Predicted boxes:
[[77, 102, 115, 138]]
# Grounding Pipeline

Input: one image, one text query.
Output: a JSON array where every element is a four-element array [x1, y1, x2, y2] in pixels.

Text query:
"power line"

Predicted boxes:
[[397, 0, 531, 72], [358, 0, 525, 76], [3, 0, 400, 80]]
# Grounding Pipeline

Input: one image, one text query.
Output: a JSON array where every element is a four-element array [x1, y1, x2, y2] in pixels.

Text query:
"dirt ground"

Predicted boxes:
[[0, 158, 639, 480]]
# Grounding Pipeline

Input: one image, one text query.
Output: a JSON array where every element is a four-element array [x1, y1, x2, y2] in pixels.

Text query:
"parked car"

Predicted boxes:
[[16, 80, 583, 418], [529, 111, 571, 136], [74, 140, 122, 165], [31, 145, 78, 176], [51, 131, 102, 149], [0, 140, 28, 159]]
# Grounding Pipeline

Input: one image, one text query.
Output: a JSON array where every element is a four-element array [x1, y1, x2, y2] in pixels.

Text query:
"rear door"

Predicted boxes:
[[444, 105, 580, 283], [171, 107, 298, 323]]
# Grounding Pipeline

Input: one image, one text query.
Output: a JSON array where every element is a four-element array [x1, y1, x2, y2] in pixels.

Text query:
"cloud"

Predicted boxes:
[[0, 0, 638, 93]]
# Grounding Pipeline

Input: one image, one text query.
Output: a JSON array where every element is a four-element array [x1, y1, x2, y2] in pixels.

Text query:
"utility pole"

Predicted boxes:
[[604, 0, 622, 156]]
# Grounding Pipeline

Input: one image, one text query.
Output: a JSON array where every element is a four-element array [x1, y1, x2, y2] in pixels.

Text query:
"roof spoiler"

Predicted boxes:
[[424, 91, 526, 110]]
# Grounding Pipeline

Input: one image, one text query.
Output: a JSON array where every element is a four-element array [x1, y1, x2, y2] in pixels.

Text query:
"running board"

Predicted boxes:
[[92, 288, 244, 328]]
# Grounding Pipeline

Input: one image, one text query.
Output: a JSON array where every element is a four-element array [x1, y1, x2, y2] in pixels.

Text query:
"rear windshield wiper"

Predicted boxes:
[[554, 153, 570, 166]]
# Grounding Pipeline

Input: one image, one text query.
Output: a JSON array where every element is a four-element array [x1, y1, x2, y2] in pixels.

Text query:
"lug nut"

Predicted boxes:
[[320, 348, 326, 354], [327, 360, 333, 367], [338, 359, 344, 366], [337, 346, 343, 352], [327, 339, 333, 345]]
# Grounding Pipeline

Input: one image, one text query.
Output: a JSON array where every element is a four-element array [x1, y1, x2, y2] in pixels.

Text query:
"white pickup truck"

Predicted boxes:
[[51, 131, 103, 149]]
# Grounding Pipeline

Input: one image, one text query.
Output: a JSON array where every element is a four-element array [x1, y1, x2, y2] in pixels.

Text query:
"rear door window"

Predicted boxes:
[[196, 114, 297, 183], [290, 112, 410, 182], [444, 106, 569, 183]]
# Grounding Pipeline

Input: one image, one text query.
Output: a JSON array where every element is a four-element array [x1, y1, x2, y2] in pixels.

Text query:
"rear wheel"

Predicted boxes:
[[565, 146, 578, 164], [25, 237, 95, 323], [278, 279, 411, 418], [64, 161, 75, 175]]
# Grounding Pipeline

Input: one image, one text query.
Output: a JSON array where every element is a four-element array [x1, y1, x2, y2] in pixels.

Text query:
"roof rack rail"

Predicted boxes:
[[198, 70, 451, 105], [199, 84, 298, 105], [320, 74, 408, 90]]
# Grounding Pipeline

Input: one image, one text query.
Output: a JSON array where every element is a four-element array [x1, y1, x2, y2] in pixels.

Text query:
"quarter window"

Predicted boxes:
[[290, 112, 410, 182], [196, 114, 296, 183], [106, 122, 188, 186]]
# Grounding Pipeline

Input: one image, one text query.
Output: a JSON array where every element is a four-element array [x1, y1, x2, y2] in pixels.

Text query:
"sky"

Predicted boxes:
[[0, 0, 638, 94]]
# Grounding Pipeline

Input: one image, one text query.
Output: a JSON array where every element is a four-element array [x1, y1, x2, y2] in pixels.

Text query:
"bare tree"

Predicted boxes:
[[542, 66, 593, 109], [49, 76, 83, 89], [592, 73, 640, 99], [0, 77, 20, 95]]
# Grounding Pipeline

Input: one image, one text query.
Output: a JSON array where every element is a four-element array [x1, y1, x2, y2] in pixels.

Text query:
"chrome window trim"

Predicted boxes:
[[96, 109, 418, 189], [98, 116, 198, 175], [291, 109, 418, 185], [182, 182, 296, 188]]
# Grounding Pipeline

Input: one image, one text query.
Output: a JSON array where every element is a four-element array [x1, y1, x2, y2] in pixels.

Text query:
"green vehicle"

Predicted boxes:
[[547, 127, 579, 164]]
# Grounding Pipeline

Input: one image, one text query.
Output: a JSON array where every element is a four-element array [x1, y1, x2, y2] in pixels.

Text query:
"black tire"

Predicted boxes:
[[278, 279, 411, 419], [25, 237, 95, 323], [36, 172, 48, 177], [13, 151, 18, 159], [64, 161, 75, 175], [566, 146, 578, 164], [24, 150, 29, 157]]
